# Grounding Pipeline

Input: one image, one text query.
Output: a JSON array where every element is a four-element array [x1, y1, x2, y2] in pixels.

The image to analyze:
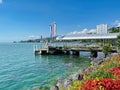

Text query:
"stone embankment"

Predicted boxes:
[[50, 56, 106, 90]]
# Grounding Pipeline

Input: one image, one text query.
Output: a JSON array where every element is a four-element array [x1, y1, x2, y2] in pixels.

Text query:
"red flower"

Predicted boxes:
[[81, 78, 120, 90], [109, 66, 120, 79]]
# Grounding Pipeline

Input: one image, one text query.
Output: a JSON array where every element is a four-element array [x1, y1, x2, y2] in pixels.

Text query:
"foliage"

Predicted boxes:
[[102, 45, 111, 54], [102, 45, 112, 57], [109, 66, 120, 79], [109, 27, 120, 33], [117, 35, 120, 47], [65, 55, 120, 90], [81, 78, 120, 90], [68, 80, 83, 90], [87, 71, 115, 79], [107, 39, 112, 46], [98, 55, 120, 71]]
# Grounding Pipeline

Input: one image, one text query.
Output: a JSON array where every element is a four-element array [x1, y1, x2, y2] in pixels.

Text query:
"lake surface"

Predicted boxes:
[[0, 43, 103, 90]]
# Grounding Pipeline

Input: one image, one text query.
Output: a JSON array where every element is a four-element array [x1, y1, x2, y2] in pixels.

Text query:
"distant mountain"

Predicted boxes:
[[19, 36, 57, 43]]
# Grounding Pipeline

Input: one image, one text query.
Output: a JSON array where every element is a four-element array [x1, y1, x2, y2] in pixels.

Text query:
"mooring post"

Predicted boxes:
[[34, 45, 38, 51]]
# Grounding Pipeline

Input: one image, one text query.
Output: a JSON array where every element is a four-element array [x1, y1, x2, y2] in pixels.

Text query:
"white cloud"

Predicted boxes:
[[114, 20, 119, 24], [0, 0, 2, 4], [72, 31, 78, 34], [117, 23, 120, 27], [68, 28, 88, 35], [81, 28, 88, 33], [113, 20, 120, 27], [67, 28, 97, 35], [68, 31, 78, 35], [28, 35, 42, 39], [28, 35, 36, 39], [88, 29, 96, 33]]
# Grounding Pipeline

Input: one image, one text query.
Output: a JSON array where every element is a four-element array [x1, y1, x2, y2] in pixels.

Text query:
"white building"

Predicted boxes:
[[56, 33, 119, 40], [96, 24, 108, 34]]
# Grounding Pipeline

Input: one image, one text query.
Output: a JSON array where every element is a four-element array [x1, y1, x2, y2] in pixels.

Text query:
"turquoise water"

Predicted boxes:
[[0, 43, 92, 90]]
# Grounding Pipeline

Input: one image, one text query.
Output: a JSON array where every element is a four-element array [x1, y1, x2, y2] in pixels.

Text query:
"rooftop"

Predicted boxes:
[[56, 33, 120, 40]]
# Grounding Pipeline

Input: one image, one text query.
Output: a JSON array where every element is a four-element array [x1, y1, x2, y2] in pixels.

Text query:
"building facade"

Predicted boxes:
[[96, 24, 108, 34], [50, 22, 57, 37]]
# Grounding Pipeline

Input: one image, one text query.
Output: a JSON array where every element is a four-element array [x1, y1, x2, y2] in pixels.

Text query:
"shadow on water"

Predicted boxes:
[[34, 54, 92, 69]]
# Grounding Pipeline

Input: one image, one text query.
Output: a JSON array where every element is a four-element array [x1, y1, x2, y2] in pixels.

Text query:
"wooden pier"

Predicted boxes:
[[34, 45, 117, 58], [34, 46, 64, 55]]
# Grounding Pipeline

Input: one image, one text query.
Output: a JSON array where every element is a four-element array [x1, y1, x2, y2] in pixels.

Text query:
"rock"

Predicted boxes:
[[56, 77, 64, 90], [97, 60, 104, 65], [50, 85, 59, 90], [33, 87, 40, 90], [78, 69, 83, 74], [64, 79, 71, 88], [71, 73, 78, 80], [78, 74, 83, 80]]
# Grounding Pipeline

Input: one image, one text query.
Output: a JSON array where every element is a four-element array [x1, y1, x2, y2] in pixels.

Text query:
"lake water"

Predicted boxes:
[[0, 43, 103, 90]]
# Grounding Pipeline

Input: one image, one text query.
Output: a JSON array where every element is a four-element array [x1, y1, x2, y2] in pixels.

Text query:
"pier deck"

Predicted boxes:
[[34, 46, 117, 56]]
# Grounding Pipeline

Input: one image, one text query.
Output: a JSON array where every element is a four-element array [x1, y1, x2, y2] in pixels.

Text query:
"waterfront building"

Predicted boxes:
[[56, 33, 119, 40], [96, 24, 108, 34]]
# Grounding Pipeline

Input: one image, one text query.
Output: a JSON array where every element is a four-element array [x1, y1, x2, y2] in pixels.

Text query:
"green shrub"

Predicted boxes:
[[87, 71, 115, 79]]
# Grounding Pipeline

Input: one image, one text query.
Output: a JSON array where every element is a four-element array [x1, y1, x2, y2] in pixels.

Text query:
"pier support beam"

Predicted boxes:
[[70, 51, 73, 55], [40, 50, 48, 55], [73, 51, 80, 56], [90, 50, 98, 58], [64, 51, 70, 55]]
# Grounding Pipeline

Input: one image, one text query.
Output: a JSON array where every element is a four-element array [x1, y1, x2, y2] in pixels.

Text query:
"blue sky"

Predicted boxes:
[[0, 0, 120, 42]]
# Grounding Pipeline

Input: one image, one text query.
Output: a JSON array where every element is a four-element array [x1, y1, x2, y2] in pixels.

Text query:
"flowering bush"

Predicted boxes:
[[81, 78, 120, 90], [87, 71, 115, 79], [109, 66, 120, 79], [97, 55, 120, 72], [68, 80, 83, 90], [65, 55, 120, 90]]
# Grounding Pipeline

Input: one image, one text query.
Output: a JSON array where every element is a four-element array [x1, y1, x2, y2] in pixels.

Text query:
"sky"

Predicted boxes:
[[0, 0, 120, 42]]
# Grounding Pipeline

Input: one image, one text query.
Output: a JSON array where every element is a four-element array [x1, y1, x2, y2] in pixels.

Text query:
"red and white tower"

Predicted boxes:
[[50, 22, 56, 37]]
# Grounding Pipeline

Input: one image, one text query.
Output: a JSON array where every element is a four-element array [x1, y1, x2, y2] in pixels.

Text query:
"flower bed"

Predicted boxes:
[[66, 54, 120, 90], [81, 78, 120, 90], [109, 66, 120, 80]]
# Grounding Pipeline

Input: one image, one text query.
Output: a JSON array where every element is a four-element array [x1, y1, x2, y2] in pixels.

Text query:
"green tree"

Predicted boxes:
[[109, 27, 120, 33], [102, 45, 112, 58], [117, 34, 120, 52]]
